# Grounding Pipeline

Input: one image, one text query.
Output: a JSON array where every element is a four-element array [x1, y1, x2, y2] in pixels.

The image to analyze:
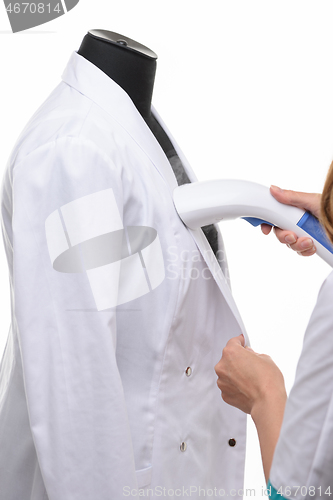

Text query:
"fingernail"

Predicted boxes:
[[297, 246, 316, 256], [285, 235, 296, 244], [300, 238, 313, 249], [271, 185, 283, 192]]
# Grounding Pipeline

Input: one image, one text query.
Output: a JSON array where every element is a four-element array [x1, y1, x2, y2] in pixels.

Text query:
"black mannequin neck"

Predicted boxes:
[[77, 30, 182, 165], [77, 30, 157, 124]]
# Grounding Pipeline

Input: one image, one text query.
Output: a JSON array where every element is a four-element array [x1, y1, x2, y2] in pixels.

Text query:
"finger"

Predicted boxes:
[[273, 229, 316, 253], [297, 246, 317, 257], [270, 186, 321, 218], [273, 227, 298, 245], [261, 224, 273, 235], [226, 334, 245, 348], [288, 237, 315, 253], [257, 353, 272, 360], [216, 378, 223, 390]]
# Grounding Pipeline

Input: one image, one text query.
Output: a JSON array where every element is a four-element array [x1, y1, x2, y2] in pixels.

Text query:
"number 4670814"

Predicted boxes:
[[6, 3, 62, 14]]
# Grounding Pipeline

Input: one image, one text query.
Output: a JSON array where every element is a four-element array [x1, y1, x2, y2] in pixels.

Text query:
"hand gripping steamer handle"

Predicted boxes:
[[173, 179, 333, 267]]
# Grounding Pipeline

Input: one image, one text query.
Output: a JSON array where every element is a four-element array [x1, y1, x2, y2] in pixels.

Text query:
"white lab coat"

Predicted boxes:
[[0, 51, 248, 500], [269, 270, 333, 500]]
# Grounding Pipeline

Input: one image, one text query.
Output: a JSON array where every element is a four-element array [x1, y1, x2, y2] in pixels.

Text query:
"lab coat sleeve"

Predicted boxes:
[[11, 136, 138, 499], [268, 270, 333, 500]]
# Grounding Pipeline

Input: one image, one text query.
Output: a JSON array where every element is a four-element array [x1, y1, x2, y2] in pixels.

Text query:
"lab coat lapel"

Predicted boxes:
[[61, 52, 248, 343], [152, 108, 249, 343]]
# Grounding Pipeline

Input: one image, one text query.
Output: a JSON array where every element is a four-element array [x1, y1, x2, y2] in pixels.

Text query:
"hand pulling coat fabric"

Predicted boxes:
[[0, 51, 248, 500], [268, 269, 333, 500]]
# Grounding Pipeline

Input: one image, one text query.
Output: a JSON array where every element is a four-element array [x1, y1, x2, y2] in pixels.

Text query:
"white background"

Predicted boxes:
[[1, 0, 333, 496]]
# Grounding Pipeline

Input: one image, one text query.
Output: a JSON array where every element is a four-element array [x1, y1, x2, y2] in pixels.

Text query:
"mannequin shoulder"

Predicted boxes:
[[8, 82, 119, 168]]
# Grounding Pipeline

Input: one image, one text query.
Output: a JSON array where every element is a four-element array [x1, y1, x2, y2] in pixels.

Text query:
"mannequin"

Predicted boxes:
[[0, 28, 248, 498], [78, 30, 219, 256], [78, 30, 157, 124]]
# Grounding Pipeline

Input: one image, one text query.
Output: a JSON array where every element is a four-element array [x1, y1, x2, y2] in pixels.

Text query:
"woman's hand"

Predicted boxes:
[[261, 186, 322, 257], [215, 334, 287, 481], [214, 334, 286, 416]]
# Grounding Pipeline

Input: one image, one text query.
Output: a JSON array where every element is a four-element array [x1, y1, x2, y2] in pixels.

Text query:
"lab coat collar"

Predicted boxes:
[[61, 51, 178, 191]]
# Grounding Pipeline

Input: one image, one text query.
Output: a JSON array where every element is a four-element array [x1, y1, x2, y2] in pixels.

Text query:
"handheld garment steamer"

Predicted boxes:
[[173, 179, 333, 267]]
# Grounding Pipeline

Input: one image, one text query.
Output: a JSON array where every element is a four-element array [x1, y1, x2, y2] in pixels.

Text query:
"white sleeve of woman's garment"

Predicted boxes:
[[268, 269, 333, 500], [10, 136, 138, 499]]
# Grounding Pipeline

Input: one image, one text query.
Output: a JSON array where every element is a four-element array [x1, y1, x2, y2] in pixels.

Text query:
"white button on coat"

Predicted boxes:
[[0, 51, 248, 500]]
